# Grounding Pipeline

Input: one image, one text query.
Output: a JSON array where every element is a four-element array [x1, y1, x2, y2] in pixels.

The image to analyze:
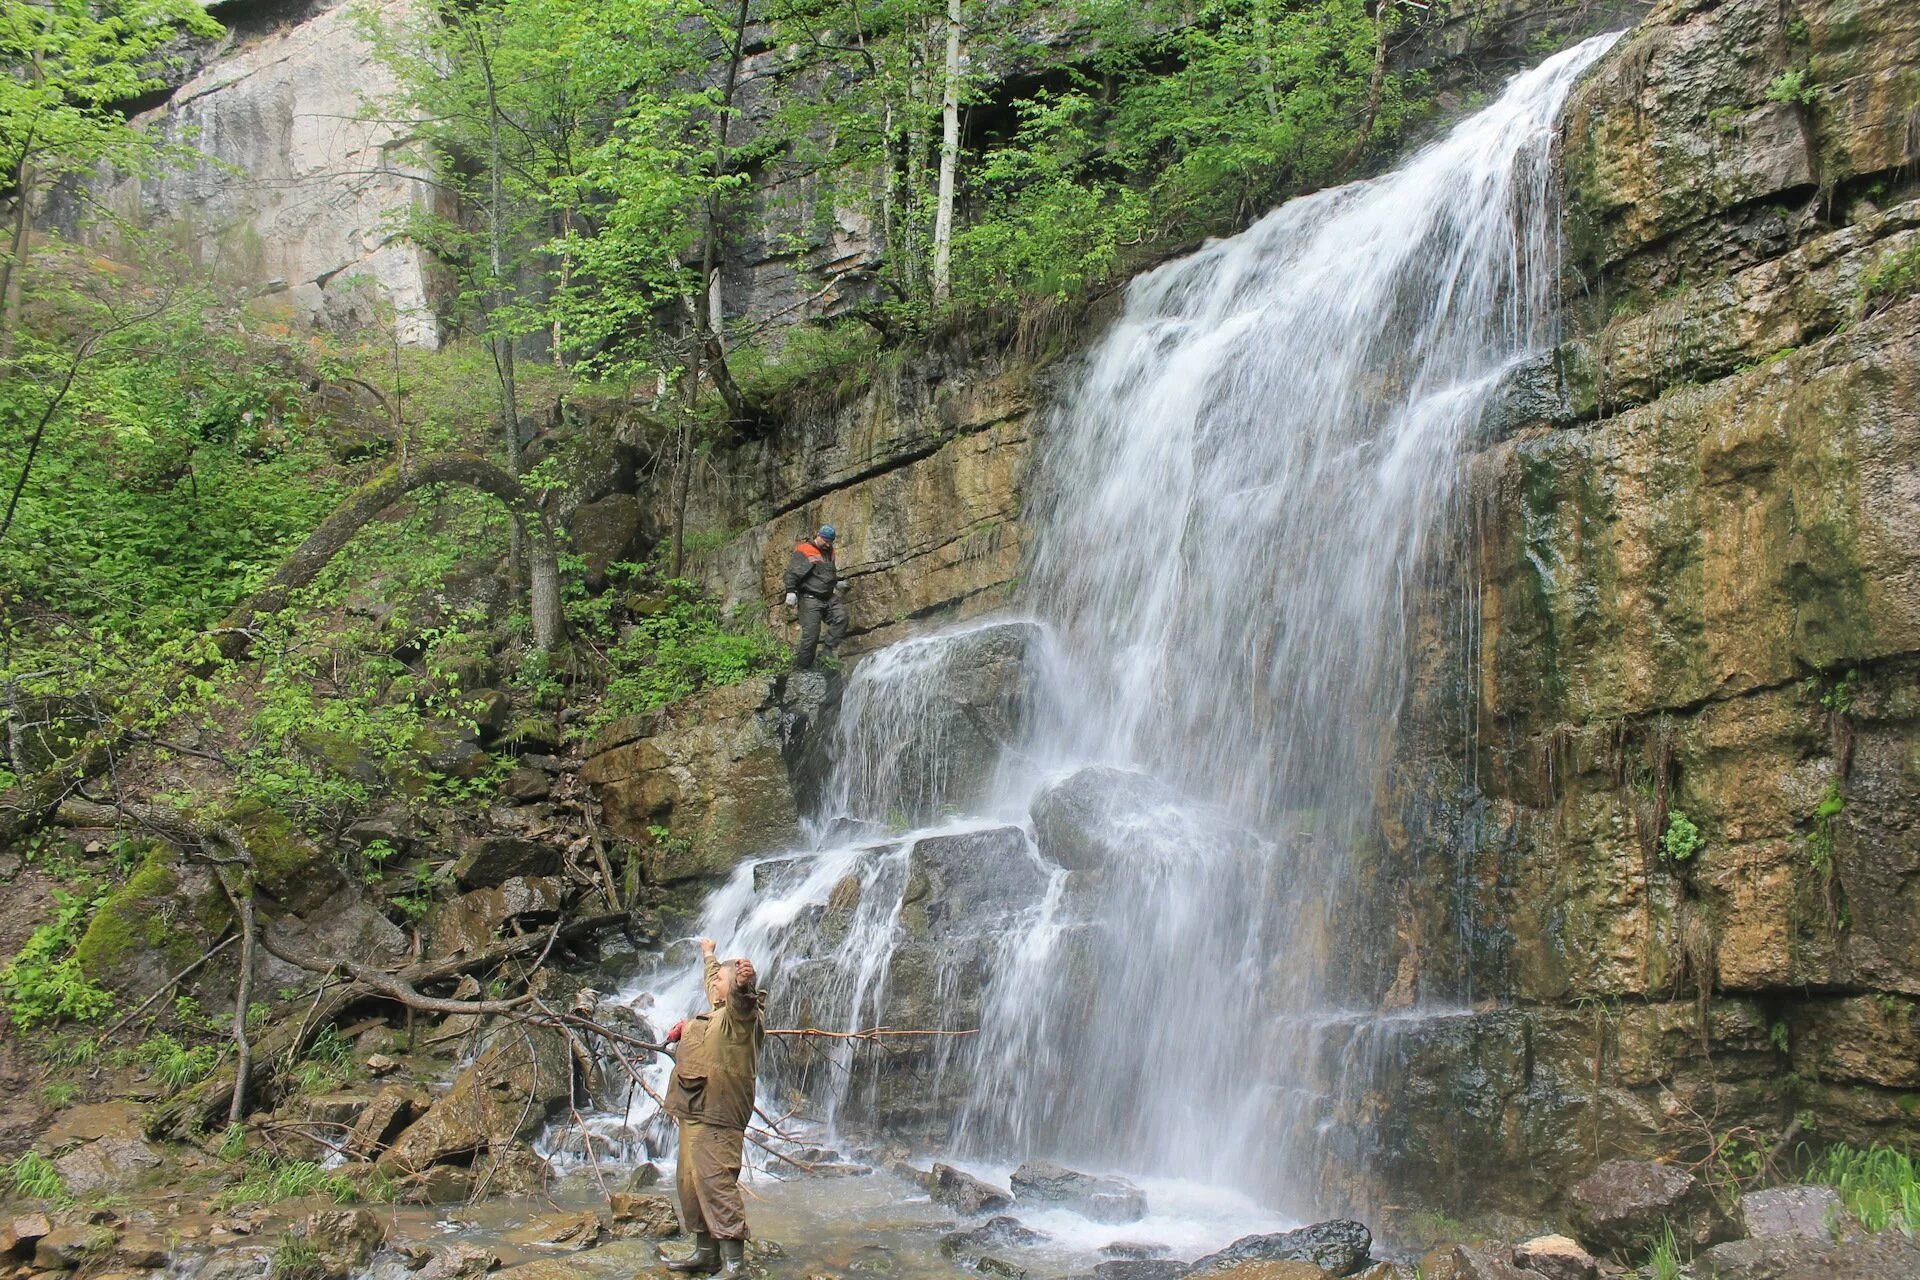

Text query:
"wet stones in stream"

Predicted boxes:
[[941, 1215, 1052, 1258], [1190, 1220, 1373, 1276]]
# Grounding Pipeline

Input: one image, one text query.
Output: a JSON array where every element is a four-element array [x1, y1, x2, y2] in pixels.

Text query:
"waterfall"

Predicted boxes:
[[569, 32, 1620, 1225]]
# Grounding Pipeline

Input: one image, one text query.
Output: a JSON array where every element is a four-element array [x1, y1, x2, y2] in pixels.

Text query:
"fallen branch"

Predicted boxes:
[[766, 1026, 978, 1041]]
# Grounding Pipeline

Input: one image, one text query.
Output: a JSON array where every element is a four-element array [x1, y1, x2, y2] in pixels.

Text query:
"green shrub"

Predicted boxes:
[[1808, 783, 1845, 876], [217, 1156, 356, 1209], [584, 578, 788, 734], [135, 1033, 220, 1091], [1804, 1143, 1920, 1234], [1765, 68, 1819, 106], [1662, 811, 1705, 863], [2, 890, 115, 1028], [7, 1151, 70, 1203], [1862, 243, 1920, 308]]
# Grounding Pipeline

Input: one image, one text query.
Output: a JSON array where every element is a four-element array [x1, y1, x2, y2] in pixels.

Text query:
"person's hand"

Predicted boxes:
[[784, 592, 797, 609], [733, 958, 756, 990], [698, 937, 717, 957], [666, 1019, 685, 1044]]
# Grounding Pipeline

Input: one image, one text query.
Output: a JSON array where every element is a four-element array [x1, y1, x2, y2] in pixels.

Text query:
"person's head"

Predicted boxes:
[[707, 957, 757, 1005], [813, 524, 836, 549]]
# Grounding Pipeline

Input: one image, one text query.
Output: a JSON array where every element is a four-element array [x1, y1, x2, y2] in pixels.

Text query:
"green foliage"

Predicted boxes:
[[1640, 1225, 1684, 1280], [1764, 68, 1820, 106], [0, 258, 344, 643], [272, 1239, 322, 1280], [293, 1024, 354, 1093], [1807, 782, 1845, 877], [1661, 810, 1705, 863], [1769, 1020, 1791, 1053], [6, 1151, 69, 1203], [41, 1081, 77, 1108], [586, 577, 787, 731], [1, 888, 114, 1028], [134, 1032, 219, 1091], [1803, 1144, 1920, 1234], [217, 1155, 356, 1210], [1861, 243, 1920, 308]]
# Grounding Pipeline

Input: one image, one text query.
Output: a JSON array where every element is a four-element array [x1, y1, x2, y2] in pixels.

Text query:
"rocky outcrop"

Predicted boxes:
[[580, 674, 834, 882], [83, 0, 439, 344], [682, 349, 1038, 654]]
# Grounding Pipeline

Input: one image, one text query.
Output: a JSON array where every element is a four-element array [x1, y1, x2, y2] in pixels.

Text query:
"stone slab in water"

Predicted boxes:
[[1091, 1261, 1192, 1280], [930, 1163, 1013, 1215], [1010, 1159, 1147, 1223], [1191, 1220, 1372, 1277], [942, 1216, 1051, 1256]]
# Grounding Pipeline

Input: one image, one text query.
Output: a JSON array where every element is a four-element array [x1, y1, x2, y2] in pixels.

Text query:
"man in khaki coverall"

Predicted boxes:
[[663, 938, 764, 1276]]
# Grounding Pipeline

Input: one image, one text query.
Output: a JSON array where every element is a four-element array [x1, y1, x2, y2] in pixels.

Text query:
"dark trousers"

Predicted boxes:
[[675, 1120, 748, 1239], [795, 593, 848, 667]]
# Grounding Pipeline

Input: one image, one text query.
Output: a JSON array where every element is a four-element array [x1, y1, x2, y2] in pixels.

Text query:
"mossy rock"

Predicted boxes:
[[76, 845, 228, 998], [228, 800, 344, 913]]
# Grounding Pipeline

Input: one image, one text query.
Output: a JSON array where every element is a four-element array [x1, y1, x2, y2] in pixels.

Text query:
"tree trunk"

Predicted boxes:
[[0, 454, 566, 849], [477, 30, 527, 593], [0, 160, 32, 359], [930, 0, 963, 303], [692, 0, 753, 424]]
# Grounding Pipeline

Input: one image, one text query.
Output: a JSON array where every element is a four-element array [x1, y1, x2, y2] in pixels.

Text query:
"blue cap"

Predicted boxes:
[[818, 525, 836, 541]]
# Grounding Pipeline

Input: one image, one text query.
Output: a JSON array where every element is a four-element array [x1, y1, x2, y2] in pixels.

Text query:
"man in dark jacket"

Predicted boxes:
[[782, 524, 847, 668], [663, 938, 765, 1276]]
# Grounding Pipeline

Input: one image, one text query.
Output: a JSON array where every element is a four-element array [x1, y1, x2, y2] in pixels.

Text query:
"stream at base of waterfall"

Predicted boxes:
[[535, 32, 1623, 1276]]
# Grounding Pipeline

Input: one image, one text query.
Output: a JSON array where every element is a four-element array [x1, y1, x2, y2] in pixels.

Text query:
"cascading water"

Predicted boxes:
[[566, 31, 1620, 1237]]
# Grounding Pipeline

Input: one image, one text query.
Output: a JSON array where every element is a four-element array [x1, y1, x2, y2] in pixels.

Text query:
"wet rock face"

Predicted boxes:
[[1351, 0, 1920, 1223]]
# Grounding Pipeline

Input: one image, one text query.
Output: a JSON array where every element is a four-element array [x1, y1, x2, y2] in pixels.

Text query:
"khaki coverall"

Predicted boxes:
[[664, 957, 765, 1240]]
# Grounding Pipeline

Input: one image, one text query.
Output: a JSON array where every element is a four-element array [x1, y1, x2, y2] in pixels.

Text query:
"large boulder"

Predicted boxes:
[[942, 1216, 1051, 1257], [930, 1163, 1013, 1216], [1029, 766, 1265, 876], [378, 1015, 574, 1173], [879, 825, 1049, 1029], [1510, 1235, 1597, 1280], [567, 493, 653, 589], [1414, 1248, 1527, 1280], [294, 1208, 388, 1278], [824, 620, 1038, 824], [425, 877, 568, 958], [1192, 1221, 1372, 1277], [451, 836, 561, 889], [1567, 1160, 1727, 1257], [1011, 1159, 1147, 1223]]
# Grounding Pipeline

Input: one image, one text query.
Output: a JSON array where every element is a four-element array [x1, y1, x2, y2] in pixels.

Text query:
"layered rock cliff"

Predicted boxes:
[[576, 0, 1920, 1225], [1343, 0, 1920, 1222]]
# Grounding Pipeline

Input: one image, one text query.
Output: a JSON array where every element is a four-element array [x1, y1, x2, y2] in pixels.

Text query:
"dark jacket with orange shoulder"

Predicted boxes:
[[783, 540, 838, 599]]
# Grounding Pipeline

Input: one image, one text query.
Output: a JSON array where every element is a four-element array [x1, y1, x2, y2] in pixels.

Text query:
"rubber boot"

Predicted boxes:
[[717, 1239, 747, 1277], [665, 1233, 719, 1274]]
